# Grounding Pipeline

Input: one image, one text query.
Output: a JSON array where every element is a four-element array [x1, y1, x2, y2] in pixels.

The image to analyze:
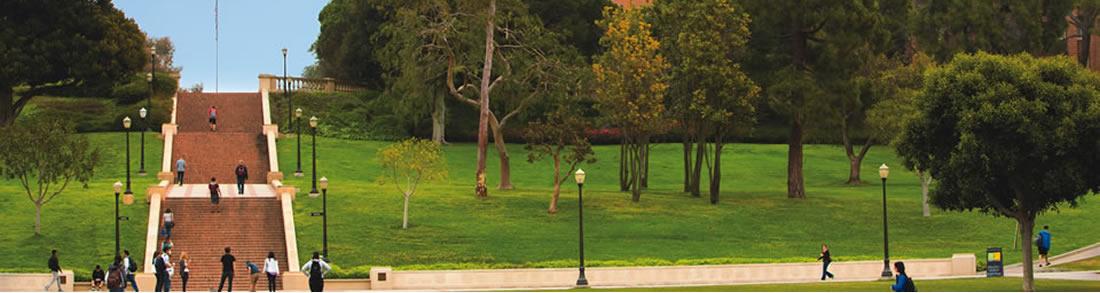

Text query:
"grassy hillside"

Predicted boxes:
[[276, 137, 1100, 274], [0, 133, 162, 280]]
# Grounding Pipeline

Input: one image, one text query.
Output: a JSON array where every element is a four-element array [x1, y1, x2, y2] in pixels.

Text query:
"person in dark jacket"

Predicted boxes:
[[44, 249, 63, 291], [891, 261, 917, 292], [152, 251, 165, 292], [234, 160, 248, 195], [218, 247, 236, 292], [817, 243, 834, 280], [108, 256, 126, 292], [210, 177, 221, 212], [92, 265, 106, 291], [301, 252, 331, 292]]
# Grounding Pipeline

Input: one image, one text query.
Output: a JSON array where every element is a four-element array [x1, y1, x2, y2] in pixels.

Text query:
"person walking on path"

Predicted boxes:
[[163, 208, 175, 238], [123, 250, 139, 292], [817, 243, 835, 280], [301, 252, 331, 292], [235, 160, 249, 195], [263, 252, 279, 292], [107, 256, 126, 292], [218, 247, 236, 292], [209, 106, 218, 131], [44, 249, 63, 291], [891, 261, 917, 292], [175, 157, 186, 186], [179, 252, 191, 292], [246, 260, 261, 292], [210, 177, 222, 213], [92, 265, 106, 291], [152, 251, 165, 292], [1038, 225, 1053, 267], [161, 248, 174, 292]]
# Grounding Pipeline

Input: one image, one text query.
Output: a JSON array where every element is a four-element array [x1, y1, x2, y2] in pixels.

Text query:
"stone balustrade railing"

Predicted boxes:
[[258, 74, 366, 94]]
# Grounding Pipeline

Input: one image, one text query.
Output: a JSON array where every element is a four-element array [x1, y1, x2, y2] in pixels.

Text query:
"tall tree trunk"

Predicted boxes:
[[619, 137, 629, 192], [0, 86, 15, 126], [34, 204, 42, 235], [709, 130, 723, 205], [682, 137, 693, 193], [919, 171, 931, 217], [692, 131, 706, 197], [631, 136, 645, 202], [549, 153, 561, 214], [788, 118, 806, 199], [474, 0, 497, 199], [1078, 26, 1092, 67], [841, 118, 873, 185], [1019, 214, 1036, 292], [431, 93, 447, 144], [641, 144, 649, 190], [488, 118, 514, 190], [402, 194, 411, 229]]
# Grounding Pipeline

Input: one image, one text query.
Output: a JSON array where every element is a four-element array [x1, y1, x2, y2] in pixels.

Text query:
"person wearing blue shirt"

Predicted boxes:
[[1038, 225, 1052, 267], [175, 157, 186, 186], [891, 261, 916, 292]]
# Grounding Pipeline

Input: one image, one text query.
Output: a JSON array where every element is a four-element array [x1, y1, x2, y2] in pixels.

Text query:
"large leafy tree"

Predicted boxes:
[[651, 0, 759, 202], [912, 0, 1072, 62], [523, 0, 612, 60], [593, 5, 670, 202], [742, 0, 879, 198], [312, 0, 391, 89], [1067, 0, 1100, 67], [0, 0, 148, 125], [898, 53, 1100, 292], [0, 116, 100, 235]]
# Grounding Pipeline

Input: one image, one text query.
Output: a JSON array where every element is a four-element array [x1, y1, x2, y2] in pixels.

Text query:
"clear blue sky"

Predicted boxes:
[[115, 0, 327, 92]]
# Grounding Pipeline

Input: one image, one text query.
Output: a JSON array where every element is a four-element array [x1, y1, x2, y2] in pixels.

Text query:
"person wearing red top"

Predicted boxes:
[[208, 106, 218, 131]]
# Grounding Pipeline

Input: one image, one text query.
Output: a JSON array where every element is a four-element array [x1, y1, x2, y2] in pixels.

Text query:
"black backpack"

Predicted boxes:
[[904, 276, 917, 292], [107, 266, 124, 289], [127, 257, 138, 273], [310, 260, 322, 277]]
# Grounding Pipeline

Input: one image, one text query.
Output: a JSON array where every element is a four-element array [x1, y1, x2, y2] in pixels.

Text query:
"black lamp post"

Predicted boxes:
[[316, 177, 329, 260], [113, 181, 133, 257], [138, 107, 147, 176], [575, 169, 588, 287], [283, 48, 291, 129], [879, 163, 893, 278], [295, 108, 304, 177], [123, 117, 133, 195], [309, 116, 319, 196]]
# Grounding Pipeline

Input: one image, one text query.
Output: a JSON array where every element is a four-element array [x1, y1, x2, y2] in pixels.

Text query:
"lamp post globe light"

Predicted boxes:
[[295, 108, 304, 177], [309, 116, 320, 196], [879, 163, 892, 278], [282, 48, 292, 129], [574, 168, 588, 287], [123, 117, 133, 195], [318, 176, 329, 260], [138, 107, 147, 176]]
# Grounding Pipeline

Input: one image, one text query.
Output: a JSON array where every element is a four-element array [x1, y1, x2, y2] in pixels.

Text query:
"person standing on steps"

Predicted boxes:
[[235, 160, 249, 195], [163, 208, 175, 238], [891, 261, 917, 292], [161, 248, 173, 292], [210, 177, 222, 213], [152, 250, 165, 292], [246, 260, 261, 292], [161, 236, 173, 252], [1038, 225, 1053, 267], [179, 252, 190, 292], [817, 243, 835, 280], [218, 247, 236, 292], [301, 252, 331, 292], [209, 105, 218, 131], [44, 249, 63, 292], [263, 252, 279, 292], [175, 157, 186, 186], [123, 250, 139, 292]]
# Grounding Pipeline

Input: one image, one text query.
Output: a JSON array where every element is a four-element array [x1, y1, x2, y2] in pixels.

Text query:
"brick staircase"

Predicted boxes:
[[156, 198, 288, 291], [155, 92, 288, 291]]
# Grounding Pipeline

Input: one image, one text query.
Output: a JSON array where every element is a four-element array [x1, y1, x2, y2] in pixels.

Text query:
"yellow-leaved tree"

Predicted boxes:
[[377, 138, 448, 229]]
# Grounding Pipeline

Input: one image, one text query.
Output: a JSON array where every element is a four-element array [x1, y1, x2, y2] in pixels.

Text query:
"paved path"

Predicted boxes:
[[1005, 242, 1100, 280], [166, 183, 276, 198]]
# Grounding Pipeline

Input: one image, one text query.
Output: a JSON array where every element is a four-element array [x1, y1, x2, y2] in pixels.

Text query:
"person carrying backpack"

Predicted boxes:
[[210, 177, 222, 212], [301, 252, 331, 292], [123, 250, 139, 292], [107, 256, 126, 292], [44, 249, 63, 292], [891, 261, 917, 292], [234, 160, 249, 195]]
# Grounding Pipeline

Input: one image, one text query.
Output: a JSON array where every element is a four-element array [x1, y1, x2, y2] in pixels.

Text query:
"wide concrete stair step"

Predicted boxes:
[[157, 198, 288, 291]]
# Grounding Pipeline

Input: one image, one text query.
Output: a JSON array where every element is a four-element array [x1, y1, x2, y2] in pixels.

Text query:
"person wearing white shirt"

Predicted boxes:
[[263, 252, 280, 292], [300, 252, 331, 292]]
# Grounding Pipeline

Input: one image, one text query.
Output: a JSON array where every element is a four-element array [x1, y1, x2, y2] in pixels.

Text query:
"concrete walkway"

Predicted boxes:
[[166, 183, 276, 198], [1005, 242, 1100, 280]]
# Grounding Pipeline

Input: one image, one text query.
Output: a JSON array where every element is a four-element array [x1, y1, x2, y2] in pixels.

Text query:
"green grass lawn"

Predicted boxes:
[[561, 278, 1100, 292], [1052, 256, 1100, 272], [276, 137, 1100, 275], [0, 132, 161, 280]]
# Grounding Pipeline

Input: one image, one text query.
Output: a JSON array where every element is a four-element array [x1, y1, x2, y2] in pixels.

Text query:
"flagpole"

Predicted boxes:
[[215, 0, 219, 93]]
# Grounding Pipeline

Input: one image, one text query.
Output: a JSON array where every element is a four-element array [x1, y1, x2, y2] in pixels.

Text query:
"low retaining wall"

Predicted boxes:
[[0, 271, 75, 291], [364, 254, 976, 290]]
